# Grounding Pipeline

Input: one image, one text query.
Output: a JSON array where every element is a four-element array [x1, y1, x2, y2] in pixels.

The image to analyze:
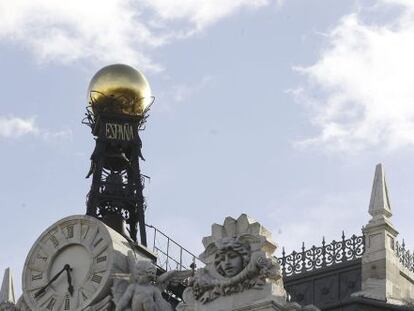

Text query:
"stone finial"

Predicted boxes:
[[356, 163, 402, 304], [368, 163, 392, 219], [0, 268, 15, 306]]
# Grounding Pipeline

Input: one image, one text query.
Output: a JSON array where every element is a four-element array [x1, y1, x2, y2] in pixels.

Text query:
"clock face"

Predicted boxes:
[[23, 216, 114, 311]]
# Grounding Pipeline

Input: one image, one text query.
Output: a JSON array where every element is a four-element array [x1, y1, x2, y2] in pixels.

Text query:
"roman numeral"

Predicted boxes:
[[38, 241, 54, 258], [80, 290, 88, 301], [49, 235, 59, 248], [82, 225, 98, 247], [96, 255, 107, 263], [32, 273, 43, 281], [66, 225, 74, 239], [64, 296, 70, 310], [46, 297, 56, 310], [37, 254, 48, 262], [83, 226, 89, 239], [93, 237, 103, 248], [34, 289, 46, 300], [91, 274, 102, 284]]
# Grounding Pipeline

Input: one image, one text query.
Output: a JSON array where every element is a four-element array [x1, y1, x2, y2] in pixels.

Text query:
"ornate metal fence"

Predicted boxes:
[[278, 232, 365, 278], [395, 240, 414, 273]]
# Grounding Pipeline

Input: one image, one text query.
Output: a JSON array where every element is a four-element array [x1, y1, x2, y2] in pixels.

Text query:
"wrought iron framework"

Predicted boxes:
[[278, 232, 365, 278], [395, 240, 414, 273], [83, 102, 149, 245]]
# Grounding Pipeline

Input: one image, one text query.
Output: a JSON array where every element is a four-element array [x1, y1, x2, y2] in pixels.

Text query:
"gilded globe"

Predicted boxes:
[[87, 64, 152, 117]]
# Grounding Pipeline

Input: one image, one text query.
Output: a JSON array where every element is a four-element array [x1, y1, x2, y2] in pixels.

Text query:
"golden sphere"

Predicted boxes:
[[87, 64, 152, 117]]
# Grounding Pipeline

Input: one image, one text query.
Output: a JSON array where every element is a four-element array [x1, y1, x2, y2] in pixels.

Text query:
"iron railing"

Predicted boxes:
[[146, 224, 202, 271], [395, 240, 414, 273], [278, 232, 365, 278]]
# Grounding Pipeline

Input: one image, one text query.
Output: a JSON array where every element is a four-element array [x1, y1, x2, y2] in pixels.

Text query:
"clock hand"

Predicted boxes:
[[34, 264, 71, 298], [66, 266, 74, 297]]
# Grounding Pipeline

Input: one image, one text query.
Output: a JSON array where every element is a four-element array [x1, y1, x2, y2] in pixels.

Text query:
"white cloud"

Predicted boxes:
[[41, 129, 73, 143], [152, 75, 214, 113], [0, 116, 39, 138], [294, 1, 414, 153], [144, 0, 271, 32], [170, 76, 213, 103], [0, 0, 276, 71], [0, 115, 72, 142]]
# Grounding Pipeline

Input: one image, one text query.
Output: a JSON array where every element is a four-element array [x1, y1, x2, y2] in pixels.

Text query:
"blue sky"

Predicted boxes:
[[2, 0, 414, 295]]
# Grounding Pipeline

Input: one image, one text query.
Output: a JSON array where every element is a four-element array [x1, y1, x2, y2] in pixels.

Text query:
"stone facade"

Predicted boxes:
[[276, 163, 414, 310], [3, 164, 414, 311]]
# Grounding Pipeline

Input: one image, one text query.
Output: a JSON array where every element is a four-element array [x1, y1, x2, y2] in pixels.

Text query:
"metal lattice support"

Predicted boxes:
[[84, 106, 148, 245], [278, 232, 365, 278]]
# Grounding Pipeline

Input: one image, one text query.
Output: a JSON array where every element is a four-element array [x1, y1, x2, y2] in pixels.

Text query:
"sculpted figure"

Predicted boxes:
[[178, 215, 320, 311], [112, 254, 192, 311], [177, 215, 284, 307], [114, 261, 171, 311], [189, 236, 279, 304]]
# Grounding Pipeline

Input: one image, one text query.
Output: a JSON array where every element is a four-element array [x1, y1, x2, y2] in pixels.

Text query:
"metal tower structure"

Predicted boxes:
[[83, 64, 153, 246]]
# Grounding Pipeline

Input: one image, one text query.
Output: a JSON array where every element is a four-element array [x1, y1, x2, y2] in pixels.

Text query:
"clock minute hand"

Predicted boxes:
[[66, 266, 74, 296], [34, 264, 70, 298]]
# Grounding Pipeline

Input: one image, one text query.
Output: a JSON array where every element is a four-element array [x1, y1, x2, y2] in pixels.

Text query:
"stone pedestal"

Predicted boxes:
[[358, 215, 399, 303], [178, 283, 318, 311]]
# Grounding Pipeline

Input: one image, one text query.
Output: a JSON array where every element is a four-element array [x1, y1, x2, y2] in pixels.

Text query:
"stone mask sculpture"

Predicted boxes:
[[177, 214, 320, 311], [178, 214, 285, 308], [213, 237, 250, 278]]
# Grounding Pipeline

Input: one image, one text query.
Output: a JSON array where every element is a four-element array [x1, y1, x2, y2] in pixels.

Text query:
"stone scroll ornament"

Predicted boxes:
[[178, 214, 320, 311], [111, 252, 192, 311]]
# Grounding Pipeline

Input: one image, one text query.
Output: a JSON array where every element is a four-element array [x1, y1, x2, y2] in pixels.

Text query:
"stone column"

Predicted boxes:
[[0, 268, 16, 311], [355, 163, 401, 304]]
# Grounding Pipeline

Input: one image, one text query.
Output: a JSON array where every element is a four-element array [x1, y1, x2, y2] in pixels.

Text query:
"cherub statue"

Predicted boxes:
[[112, 254, 192, 311]]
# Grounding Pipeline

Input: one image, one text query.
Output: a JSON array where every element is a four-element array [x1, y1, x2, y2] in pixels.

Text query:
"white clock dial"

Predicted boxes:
[[22, 215, 136, 311]]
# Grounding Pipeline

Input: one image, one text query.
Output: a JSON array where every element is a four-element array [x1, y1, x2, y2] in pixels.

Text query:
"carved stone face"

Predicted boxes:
[[213, 237, 251, 278], [134, 270, 153, 284], [215, 250, 244, 277], [133, 261, 156, 284]]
